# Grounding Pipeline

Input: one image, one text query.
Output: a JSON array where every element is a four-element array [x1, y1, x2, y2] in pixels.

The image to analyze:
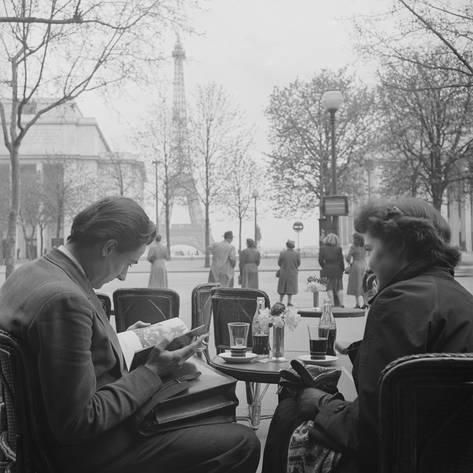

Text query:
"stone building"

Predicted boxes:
[[0, 100, 145, 260]]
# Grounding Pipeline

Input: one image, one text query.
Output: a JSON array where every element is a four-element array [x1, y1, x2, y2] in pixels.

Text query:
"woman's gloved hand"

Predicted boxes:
[[297, 387, 329, 420]]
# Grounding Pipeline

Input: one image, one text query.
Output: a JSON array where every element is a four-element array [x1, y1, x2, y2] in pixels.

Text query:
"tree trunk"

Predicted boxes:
[[432, 191, 443, 210], [165, 183, 171, 259], [238, 215, 242, 253], [56, 198, 64, 239], [204, 199, 210, 268], [5, 145, 20, 278], [39, 224, 44, 256]]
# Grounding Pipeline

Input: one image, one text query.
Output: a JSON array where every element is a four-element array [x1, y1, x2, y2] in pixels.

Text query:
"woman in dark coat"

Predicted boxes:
[[318, 233, 345, 307], [239, 238, 260, 288], [277, 239, 301, 306], [263, 197, 473, 473]]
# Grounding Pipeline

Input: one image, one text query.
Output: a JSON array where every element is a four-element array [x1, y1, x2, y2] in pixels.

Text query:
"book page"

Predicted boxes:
[[117, 331, 142, 370], [117, 318, 189, 370]]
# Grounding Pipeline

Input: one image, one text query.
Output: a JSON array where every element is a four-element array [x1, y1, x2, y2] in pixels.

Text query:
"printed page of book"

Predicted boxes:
[[117, 318, 188, 370]]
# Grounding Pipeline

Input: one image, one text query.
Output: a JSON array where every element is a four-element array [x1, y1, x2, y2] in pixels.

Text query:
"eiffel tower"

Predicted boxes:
[[168, 37, 208, 253]]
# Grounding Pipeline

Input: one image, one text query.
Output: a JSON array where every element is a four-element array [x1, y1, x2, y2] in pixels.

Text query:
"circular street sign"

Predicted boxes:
[[293, 221, 304, 232]]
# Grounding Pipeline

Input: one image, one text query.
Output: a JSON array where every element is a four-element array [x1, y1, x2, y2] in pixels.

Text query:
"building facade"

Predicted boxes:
[[0, 100, 145, 260]]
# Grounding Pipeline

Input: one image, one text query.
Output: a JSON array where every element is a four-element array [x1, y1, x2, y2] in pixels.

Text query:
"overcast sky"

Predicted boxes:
[[78, 0, 392, 249]]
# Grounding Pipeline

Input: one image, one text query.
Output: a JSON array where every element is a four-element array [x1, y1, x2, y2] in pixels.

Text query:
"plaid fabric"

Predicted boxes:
[[287, 420, 341, 473]]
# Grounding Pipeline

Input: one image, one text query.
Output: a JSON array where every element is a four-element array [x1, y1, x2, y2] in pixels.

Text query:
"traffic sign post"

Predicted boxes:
[[292, 221, 304, 250]]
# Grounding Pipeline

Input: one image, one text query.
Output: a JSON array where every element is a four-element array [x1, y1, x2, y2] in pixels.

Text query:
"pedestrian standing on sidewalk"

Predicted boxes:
[[277, 239, 300, 306], [239, 238, 260, 288], [318, 233, 345, 307], [147, 234, 169, 288], [345, 232, 368, 308], [208, 231, 237, 287]]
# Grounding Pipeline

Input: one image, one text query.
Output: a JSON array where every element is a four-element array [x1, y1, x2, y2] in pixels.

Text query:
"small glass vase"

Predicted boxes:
[[272, 325, 286, 361], [312, 291, 319, 308]]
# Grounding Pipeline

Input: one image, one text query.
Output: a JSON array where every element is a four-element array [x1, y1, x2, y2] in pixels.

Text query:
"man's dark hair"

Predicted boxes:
[[68, 197, 156, 252], [354, 198, 459, 269], [224, 231, 233, 240]]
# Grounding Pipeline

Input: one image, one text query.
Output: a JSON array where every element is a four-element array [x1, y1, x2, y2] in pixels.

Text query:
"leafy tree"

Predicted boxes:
[[265, 69, 376, 216]]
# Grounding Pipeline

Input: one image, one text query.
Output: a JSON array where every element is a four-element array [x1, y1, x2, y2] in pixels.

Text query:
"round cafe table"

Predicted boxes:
[[210, 350, 347, 429]]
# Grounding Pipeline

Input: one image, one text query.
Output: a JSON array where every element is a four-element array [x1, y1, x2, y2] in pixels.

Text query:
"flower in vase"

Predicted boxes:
[[283, 306, 301, 330], [268, 303, 301, 331], [306, 275, 328, 293]]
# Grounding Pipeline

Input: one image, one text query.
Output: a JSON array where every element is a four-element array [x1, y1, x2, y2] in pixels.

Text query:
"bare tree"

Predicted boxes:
[[137, 98, 177, 257], [189, 82, 247, 267], [355, 0, 473, 86], [377, 47, 473, 209], [0, 0, 187, 277], [100, 153, 145, 202], [41, 158, 98, 240], [219, 145, 260, 253], [18, 168, 43, 259]]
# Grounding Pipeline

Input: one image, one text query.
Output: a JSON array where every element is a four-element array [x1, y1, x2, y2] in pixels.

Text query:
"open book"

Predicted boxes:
[[117, 318, 207, 371]]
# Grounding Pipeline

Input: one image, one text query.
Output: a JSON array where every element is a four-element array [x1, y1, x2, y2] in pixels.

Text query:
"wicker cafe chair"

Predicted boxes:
[[211, 287, 271, 429], [210, 287, 270, 354], [378, 353, 473, 473], [0, 329, 57, 473], [191, 283, 220, 363], [96, 293, 113, 320], [191, 283, 220, 330], [113, 288, 180, 333]]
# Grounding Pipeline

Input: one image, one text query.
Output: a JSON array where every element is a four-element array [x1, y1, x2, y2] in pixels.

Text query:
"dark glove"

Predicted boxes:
[[298, 387, 330, 420], [279, 359, 341, 400]]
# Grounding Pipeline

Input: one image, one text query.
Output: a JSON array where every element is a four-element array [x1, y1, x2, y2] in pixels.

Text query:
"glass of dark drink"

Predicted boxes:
[[308, 326, 328, 359], [252, 334, 270, 355]]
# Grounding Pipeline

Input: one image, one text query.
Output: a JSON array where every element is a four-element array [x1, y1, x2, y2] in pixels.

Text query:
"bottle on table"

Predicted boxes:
[[319, 299, 337, 356], [252, 297, 270, 355]]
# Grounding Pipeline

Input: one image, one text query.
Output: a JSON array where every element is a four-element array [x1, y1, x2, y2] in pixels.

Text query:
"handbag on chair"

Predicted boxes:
[[134, 357, 238, 435]]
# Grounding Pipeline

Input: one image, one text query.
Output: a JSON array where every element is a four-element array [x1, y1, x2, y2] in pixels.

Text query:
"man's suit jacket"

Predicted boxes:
[[0, 250, 162, 473], [209, 240, 236, 287]]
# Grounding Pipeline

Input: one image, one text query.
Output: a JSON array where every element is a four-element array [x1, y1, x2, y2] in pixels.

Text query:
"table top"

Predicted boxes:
[[210, 350, 341, 384], [297, 307, 366, 318]]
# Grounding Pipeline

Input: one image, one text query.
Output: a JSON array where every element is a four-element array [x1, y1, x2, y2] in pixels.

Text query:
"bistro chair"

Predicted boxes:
[[191, 283, 220, 363], [113, 288, 180, 333], [191, 283, 220, 330], [96, 293, 113, 320], [210, 287, 270, 354], [378, 353, 473, 473], [211, 287, 271, 429], [0, 329, 57, 473]]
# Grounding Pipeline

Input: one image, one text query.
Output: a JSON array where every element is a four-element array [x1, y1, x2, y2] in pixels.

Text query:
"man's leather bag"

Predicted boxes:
[[135, 357, 238, 435]]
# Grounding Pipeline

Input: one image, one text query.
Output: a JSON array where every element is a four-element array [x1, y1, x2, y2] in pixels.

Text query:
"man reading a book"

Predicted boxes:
[[0, 196, 260, 473]]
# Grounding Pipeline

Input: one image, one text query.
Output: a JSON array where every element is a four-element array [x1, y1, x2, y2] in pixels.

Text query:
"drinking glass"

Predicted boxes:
[[308, 325, 328, 360], [228, 322, 250, 357]]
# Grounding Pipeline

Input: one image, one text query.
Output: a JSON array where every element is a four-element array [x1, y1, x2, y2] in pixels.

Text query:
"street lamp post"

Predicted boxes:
[[321, 90, 344, 235], [252, 189, 259, 245], [152, 160, 159, 234]]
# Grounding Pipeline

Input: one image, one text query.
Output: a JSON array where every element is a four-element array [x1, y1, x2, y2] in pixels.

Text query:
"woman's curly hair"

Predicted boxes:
[[354, 198, 460, 269]]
